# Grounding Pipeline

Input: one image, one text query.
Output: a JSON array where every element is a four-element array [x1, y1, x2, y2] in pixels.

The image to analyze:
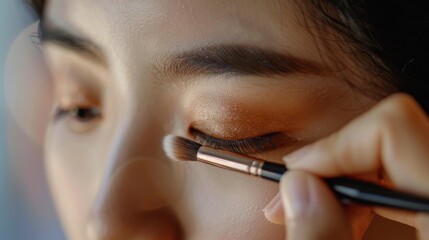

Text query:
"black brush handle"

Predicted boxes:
[[260, 162, 429, 212], [261, 162, 286, 182]]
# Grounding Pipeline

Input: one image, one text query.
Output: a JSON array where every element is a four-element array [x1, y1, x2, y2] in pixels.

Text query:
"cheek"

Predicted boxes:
[[45, 125, 107, 238], [174, 163, 284, 239]]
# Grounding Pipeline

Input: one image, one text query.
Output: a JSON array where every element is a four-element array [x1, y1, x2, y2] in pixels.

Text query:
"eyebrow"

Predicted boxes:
[[157, 45, 326, 78], [40, 24, 325, 78], [39, 22, 105, 64]]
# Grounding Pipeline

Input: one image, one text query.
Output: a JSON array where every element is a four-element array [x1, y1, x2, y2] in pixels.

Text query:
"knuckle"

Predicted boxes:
[[378, 93, 423, 129]]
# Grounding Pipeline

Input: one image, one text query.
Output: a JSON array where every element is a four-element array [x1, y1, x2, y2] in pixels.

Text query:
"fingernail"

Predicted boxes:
[[283, 145, 312, 166], [263, 193, 281, 213], [263, 193, 285, 224], [282, 173, 310, 219]]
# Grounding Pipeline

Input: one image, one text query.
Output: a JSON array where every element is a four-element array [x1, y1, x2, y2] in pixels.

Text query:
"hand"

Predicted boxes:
[[263, 94, 429, 239]]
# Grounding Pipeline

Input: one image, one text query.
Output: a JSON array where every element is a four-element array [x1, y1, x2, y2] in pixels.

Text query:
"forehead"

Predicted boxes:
[[45, 0, 315, 56]]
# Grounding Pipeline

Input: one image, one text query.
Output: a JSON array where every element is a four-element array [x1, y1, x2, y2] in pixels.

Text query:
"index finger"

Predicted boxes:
[[283, 94, 429, 196]]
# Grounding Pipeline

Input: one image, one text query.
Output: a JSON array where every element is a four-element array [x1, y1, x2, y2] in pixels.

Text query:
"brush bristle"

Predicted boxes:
[[163, 135, 202, 161]]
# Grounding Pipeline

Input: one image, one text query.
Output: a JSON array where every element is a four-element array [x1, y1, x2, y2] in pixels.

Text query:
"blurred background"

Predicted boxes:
[[0, 0, 64, 239]]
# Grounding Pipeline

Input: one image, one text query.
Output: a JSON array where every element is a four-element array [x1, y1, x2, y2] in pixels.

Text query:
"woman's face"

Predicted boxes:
[[43, 0, 377, 239]]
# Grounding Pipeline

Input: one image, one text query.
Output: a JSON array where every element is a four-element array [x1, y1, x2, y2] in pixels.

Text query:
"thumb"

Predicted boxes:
[[281, 171, 352, 240]]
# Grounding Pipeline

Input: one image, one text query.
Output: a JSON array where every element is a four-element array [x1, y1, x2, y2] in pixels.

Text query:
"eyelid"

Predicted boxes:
[[191, 129, 292, 155], [55, 78, 100, 107]]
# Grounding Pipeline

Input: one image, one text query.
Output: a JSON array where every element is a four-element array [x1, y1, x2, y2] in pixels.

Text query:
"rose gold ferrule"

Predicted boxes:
[[197, 146, 265, 176]]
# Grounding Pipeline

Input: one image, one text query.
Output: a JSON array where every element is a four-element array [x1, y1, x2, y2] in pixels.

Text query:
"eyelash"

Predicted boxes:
[[54, 106, 102, 122], [191, 129, 286, 155]]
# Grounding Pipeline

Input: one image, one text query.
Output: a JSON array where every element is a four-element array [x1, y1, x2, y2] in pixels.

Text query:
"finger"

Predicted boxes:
[[283, 94, 429, 196], [373, 207, 416, 227], [281, 171, 352, 240], [263, 193, 373, 236], [263, 193, 285, 225], [416, 213, 429, 240]]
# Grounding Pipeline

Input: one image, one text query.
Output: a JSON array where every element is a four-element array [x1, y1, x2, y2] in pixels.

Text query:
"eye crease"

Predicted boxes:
[[190, 128, 293, 155]]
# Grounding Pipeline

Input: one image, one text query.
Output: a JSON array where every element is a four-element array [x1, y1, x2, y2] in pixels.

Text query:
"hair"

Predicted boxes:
[[28, 0, 45, 18], [28, 0, 429, 112], [298, 0, 429, 113]]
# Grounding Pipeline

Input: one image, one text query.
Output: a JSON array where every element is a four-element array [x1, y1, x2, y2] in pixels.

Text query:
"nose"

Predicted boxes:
[[86, 158, 183, 240], [86, 98, 184, 239]]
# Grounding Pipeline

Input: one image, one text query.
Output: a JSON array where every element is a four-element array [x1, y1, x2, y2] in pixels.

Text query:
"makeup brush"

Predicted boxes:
[[163, 135, 429, 212]]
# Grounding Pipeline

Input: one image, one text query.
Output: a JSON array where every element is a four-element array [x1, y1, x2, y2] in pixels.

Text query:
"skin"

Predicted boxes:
[[41, 0, 421, 239], [265, 94, 429, 240]]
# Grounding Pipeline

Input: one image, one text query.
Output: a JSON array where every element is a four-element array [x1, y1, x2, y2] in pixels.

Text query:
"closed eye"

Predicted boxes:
[[190, 129, 294, 155]]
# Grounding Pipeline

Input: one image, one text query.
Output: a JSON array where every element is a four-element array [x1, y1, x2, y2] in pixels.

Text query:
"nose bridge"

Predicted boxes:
[[114, 98, 168, 163], [87, 84, 183, 239]]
